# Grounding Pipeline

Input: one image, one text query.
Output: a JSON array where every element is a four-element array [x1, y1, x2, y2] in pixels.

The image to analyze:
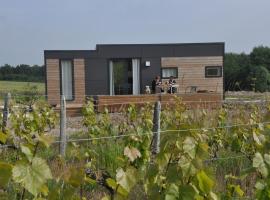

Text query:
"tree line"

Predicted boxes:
[[0, 64, 44, 82], [1, 45, 270, 91], [224, 45, 270, 92]]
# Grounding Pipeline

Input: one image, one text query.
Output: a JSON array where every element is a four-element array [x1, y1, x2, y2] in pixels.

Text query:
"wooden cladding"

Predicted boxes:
[[46, 59, 60, 105], [46, 58, 85, 105], [161, 57, 223, 94], [73, 59, 85, 103]]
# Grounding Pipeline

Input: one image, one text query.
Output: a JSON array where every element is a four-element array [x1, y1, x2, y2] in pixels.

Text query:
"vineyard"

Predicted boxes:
[[1, 95, 270, 200]]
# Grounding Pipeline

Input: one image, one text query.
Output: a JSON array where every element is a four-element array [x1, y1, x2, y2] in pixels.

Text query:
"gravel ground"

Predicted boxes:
[[50, 113, 126, 136]]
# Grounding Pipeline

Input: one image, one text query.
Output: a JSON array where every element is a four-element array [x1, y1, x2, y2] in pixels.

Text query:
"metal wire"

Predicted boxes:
[[51, 121, 270, 144]]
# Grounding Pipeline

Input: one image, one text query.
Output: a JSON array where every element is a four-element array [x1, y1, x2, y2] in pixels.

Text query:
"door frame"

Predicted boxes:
[[108, 58, 141, 95]]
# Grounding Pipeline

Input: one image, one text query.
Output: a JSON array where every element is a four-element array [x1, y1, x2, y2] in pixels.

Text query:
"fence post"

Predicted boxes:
[[152, 101, 161, 154], [59, 95, 67, 156], [2, 93, 11, 133]]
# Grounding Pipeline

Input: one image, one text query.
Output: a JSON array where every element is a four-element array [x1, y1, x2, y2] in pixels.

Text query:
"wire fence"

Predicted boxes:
[[0, 92, 268, 199]]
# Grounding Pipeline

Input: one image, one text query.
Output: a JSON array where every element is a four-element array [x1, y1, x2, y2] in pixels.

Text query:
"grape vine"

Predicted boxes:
[[1, 97, 270, 199]]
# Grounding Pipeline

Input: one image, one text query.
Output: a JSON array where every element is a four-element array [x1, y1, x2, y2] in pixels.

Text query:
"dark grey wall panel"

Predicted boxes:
[[97, 45, 142, 58], [140, 58, 161, 92], [173, 43, 224, 57], [85, 59, 109, 95], [44, 50, 98, 59], [141, 45, 174, 57], [86, 80, 108, 95]]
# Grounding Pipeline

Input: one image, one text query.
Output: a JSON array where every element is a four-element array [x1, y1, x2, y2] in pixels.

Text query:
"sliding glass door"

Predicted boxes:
[[109, 59, 140, 95]]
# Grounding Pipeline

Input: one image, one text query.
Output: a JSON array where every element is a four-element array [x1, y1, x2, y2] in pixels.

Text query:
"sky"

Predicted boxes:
[[0, 0, 270, 66]]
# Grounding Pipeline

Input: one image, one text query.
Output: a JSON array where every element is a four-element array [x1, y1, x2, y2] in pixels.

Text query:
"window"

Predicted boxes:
[[205, 66, 222, 77], [162, 68, 178, 78], [60, 60, 74, 100]]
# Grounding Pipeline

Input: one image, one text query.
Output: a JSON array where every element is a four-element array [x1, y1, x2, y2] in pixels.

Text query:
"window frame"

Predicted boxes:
[[205, 66, 222, 78], [161, 67, 178, 79], [59, 59, 75, 101]]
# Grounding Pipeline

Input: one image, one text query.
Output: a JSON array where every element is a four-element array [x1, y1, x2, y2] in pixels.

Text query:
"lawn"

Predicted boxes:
[[0, 81, 45, 100]]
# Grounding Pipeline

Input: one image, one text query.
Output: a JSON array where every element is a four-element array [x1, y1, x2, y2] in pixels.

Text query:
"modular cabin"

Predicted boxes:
[[44, 43, 224, 111]]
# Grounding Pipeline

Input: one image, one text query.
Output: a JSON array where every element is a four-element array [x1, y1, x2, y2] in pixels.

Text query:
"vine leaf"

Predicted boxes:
[[183, 137, 196, 159], [0, 162, 12, 187], [179, 156, 196, 177], [20, 144, 33, 161], [0, 131, 8, 143], [178, 185, 196, 200], [12, 157, 52, 197], [196, 170, 214, 194], [124, 146, 141, 162], [64, 167, 85, 188], [264, 154, 270, 166], [106, 178, 128, 197], [253, 153, 268, 178], [37, 134, 54, 148], [116, 167, 138, 192], [165, 184, 179, 200]]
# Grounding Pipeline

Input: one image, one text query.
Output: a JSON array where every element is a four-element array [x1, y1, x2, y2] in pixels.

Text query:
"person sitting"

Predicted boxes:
[[151, 76, 163, 93], [167, 76, 176, 94]]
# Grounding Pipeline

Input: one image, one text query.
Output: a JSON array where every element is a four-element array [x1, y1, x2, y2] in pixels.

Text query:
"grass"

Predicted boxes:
[[0, 81, 45, 103], [0, 80, 45, 95]]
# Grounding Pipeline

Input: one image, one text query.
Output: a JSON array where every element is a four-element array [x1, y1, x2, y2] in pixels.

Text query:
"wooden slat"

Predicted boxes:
[[74, 59, 86, 103], [46, 59, 60, 105], [161, 56, 223, 95]]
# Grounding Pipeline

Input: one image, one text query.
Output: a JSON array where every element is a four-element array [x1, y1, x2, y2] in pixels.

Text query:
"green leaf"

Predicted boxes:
[[196, 170, 214, 194], [106, 178, 117, 188], [0, 162, 12, 187], [146, 164, 159, 180], [101, 196, 111, 200], [255, 181, 266, 190], [253, 153, 268, 178], [85, 177, 96, 185], [209, 191, 218, 200], [253, 153, 264, 168], [264, 154, 270, 166], [20, 144, 33, 161], [0, 131, 8, 143], [37, 134, 54, 148], [12, 157, 52, 197], [165, 184, 179, 200], [183, 137, 196, 159], [156, 153, 171, 171], [253, 132, 262, 145], [116, 167, 138, 192], [179, 156, 196, 177], [234, 185, 244, 197], [65, 167, 84, 187], [106, 178, 128, 197], [166, 165, 181, 183], [179, 185, 196, 200]]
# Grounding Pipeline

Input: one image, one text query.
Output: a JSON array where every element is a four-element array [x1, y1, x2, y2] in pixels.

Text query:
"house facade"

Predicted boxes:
[[44, 43, 224, 105]]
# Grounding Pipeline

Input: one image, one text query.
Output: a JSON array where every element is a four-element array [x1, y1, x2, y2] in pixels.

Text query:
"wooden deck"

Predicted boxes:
[[95, 93, 223, 112], [54, 93, 223, 116]]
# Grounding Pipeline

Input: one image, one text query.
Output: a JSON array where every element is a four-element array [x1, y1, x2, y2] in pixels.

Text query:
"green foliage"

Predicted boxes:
[[250, 46, 270, 69], [0, 64, 44, 82], [0, 162, 12, 187], [225, 45, 270, 91], [3, 97, 270, 199], [249, 66, 270, 92], [12, 157, 52, 197]]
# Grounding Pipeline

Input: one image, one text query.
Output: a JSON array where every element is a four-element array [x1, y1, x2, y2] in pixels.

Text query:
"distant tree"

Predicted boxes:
[[224, 53, 251, 91], [248, 66, 270, 92], [250, 46, 270, 70], [0, 64, 44, 82]]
